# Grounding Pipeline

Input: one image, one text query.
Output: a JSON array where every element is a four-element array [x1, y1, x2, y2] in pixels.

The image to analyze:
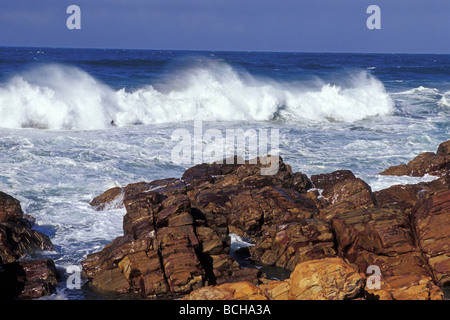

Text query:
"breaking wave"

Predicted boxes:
[[0, 62, 395, 130]]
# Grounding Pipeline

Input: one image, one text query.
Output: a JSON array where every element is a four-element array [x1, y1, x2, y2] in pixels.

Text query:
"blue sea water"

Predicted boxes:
[[0, 47, 449, 299]]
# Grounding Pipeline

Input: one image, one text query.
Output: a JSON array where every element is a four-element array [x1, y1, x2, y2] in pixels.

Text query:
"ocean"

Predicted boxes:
[[0, 47, 449, 299]]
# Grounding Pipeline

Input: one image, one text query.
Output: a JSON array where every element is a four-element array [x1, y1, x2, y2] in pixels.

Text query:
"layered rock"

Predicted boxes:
[[0, 259, 59, 300], [380, 140, 450, 177], [249, 218, 336, 271], [185, 257, 365, 300], [0, 191, 58, 299], [85, 141, 450, 300], [325, 202, 443, 299], [82, 156, 319, 298], [288, 257, 365, 300], [413, 189, 450, 286], [183, 281, 268, 300]]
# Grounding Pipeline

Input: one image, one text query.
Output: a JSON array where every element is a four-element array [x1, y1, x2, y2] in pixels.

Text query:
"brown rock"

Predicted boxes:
[[309, 171, 377, 221], [250, 219, 336, 270], [328, 200, 445, 299], [374, 184, 427, 212], [437, 139, 450, 156], [311, 170, 356, 192], [91, 266, 130, 293], [118, 249, 169, 295], [90, 187, 123, 210], [413, 189, 450, 286], [0, 192, 58, 300], [322, 178, 376, 207], [0, 223, 55, 264], [183, 281, 267, 300], [259, 280, 290, 300], [1, 258, 59, 300], [0, 191, 24, 223], [380, 140, 450, 177], [157, 225, 204, 293], [83, 156, 317, 298], [288, 257, 365, 300], [83, 142, 450, 300], [380, 274, 443, 300]]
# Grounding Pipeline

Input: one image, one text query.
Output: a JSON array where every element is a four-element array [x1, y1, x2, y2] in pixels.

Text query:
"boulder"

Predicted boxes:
[[90, 187, 123, 210], [380, 140, 450, 177], [1, 258, 59, 300], [258, 279, 290, 300], [437, 140, 450, 156], [0, 191, 58, 300], [249, 218, 336, 270], [288, 257, 365, 300], [329, 203, 443, 300], [311, 170, 356, 192], [321, 177, 376, 208], [183, 281, 267, 300]]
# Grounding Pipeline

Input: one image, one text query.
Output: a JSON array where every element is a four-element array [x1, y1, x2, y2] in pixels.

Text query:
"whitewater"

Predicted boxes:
[[0, 62, 395, 130], [0, 48, 449, 299]]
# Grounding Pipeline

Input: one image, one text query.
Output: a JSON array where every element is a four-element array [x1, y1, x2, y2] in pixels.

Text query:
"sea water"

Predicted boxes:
[[0, 48, 448, 299]]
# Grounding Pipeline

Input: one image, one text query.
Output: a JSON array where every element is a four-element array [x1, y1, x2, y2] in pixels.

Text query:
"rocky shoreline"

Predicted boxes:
[[1, 139, 449, 300], [0, 191, 59, 299]]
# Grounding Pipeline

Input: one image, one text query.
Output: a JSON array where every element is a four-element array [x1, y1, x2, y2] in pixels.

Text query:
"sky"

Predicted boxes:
[[0, 0, 449, 53]]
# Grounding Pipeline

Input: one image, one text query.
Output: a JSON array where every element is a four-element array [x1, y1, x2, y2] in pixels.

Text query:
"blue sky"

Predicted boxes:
[[0, 0, 449, 53]]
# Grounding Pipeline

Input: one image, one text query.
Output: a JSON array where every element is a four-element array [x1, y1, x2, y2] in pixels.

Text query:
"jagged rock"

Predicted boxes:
[[437, 140, 450, 156], [311, 170, 356, 192], [1, 258, 59, 300], [85, 146, 450, 300], [318, 182, 377, 221], [83, 156, 312, 298], [249, 218, 336, 270], [0, 191, 58, 300], [329, 203, 443, 300], [1, 191, 54, 264], [380, 139, 450, 177], [90, 187, 123, 210], [413, 189, 450, 286], [371, 274, 443, 300]]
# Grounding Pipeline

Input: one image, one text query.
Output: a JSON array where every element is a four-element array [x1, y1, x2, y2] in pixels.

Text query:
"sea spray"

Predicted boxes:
[[0, 62, 394, 130]]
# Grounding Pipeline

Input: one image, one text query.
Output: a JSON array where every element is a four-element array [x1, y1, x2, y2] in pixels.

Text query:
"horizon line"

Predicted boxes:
[[1, 45, 449, 56]]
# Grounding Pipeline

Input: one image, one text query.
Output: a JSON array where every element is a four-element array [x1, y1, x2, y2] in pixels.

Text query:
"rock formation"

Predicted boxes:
[[83, 141, 450, 300], [0, 191, 59, 299]]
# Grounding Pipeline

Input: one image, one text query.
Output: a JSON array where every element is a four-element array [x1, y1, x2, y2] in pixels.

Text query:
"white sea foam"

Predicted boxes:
[[369, 174, 439, 192], [438, 91, 450, 107], [395, 86, 439, 95], [0, 62, 395, 130], [229, 233, 254, 251], [0, 65, 118, 130]]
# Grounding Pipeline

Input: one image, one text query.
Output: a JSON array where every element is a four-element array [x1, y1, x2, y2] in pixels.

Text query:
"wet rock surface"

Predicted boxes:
[[0, 191, 59, 299], [83, 141, 450, 300]]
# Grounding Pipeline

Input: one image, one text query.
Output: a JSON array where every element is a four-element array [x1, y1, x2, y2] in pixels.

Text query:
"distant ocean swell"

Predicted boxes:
[[0, 61, 395, 130]]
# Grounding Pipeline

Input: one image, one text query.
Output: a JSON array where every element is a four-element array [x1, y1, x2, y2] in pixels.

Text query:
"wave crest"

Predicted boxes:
[[0, 62, 394, 130]]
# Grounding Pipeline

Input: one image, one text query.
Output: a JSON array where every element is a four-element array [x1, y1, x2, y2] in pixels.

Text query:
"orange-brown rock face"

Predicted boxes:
[[83, 141, 450, 300]]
